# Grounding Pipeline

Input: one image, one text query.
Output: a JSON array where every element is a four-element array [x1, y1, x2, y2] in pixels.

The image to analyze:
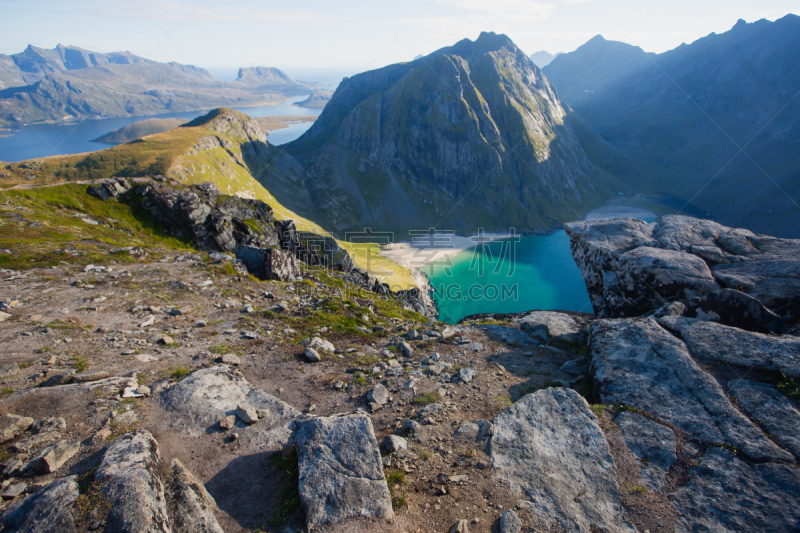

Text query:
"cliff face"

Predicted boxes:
[[280, 32, 617, 234], [544, 15, 800, 238]]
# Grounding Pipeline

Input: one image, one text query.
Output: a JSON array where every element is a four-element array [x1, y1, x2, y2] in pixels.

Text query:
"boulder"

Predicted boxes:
[[27, 440, 80, 473], [499, 509, 522, 533], [658, 316, 800, 378], [305, 337, 335, 353], [564, 215, 800, 323], [491, 388, 636, 533], [292, 414, 394, 531], [615, 411, 677, 491], [368, 384, 389, 406], [160, 365, 299, 444], [449, 520, 470, 533], [728, 380, 800, 458], [380, 435, 408, 454], [235, 244, 299, 281], [168, 459, 224, 533], [303, 347, 322, 362], [235, 403, 259, 425], [72, 370, 111, 383], [95, 430, 170, 533], [517, 310, 590, 344], [0, 477, 79, 532], [457, 367, 477, 383], [0, 413, 34, 443], [591, 318, 791, 461], [672, 448, 800, 533], [453, 422, 479, 439]]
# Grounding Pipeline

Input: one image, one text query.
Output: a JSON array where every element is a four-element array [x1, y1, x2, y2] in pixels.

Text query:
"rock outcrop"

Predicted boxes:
[[0, 477, 79, 532], [95, 430, 170, 533], [292, 414, 394, 531], [565, 215, 800, 331], [160, 365, 299, 446], [235, 244, 300, 281], [491, 388, 636, 533], [167, 458, 225, 533], [591, 318, 791, 461]]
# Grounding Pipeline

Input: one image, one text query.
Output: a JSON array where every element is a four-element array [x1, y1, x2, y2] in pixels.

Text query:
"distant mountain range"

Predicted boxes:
[[530, 50, 561, 68], [267, 32, 623, 235], [543, 15, 800, 237], [0, 44, 315, 128]]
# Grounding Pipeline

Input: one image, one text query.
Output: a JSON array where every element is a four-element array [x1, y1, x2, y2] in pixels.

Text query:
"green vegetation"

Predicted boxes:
[[778, 378, 800, 400], [385, 469, 408, 509], [0, 386, 14, 395], [71, 356, 89, 373], [169, 366, 190, 381], [413, 391, 441, 406], [353, 376, 368, 387], [265, 452, 301, 528], [516, 380, 564, 398], [74, 467, 111, 528]]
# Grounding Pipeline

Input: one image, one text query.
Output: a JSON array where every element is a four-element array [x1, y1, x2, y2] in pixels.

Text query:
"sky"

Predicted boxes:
[[1, 0, 798, 79]]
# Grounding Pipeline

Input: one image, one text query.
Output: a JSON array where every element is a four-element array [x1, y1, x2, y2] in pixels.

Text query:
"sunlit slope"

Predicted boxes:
[[0, 108, 417, 289]]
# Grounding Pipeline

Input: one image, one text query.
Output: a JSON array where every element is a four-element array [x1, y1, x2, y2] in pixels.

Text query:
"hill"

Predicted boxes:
[[275, 32, 626, 235], [530, 50, 561, 68], [0, 45, 315, 129], [543, 16, 800, 237], [0, 107, 416, 289], [91, 118, 187, 143], [293, 90, 333, 108]]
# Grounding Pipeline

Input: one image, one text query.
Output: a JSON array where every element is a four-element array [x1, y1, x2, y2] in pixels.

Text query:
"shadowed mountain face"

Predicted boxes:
[[276, 32, 620, 235], [0, 45, 315, 128], [543, 15, 800, 238]]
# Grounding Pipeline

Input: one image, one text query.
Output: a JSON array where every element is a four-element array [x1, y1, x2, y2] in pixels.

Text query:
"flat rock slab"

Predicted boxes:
[[490, 388, 636, 533], [728, 379, 800, 458], [615, 411, 677, 491], [672, 448, 800, 533], [591, 318, 790, 461], [95, 430, 170, 533], [292, 414, 394, 532], [0, 413, 34, 443], [0, 477, 79, 532], [160, 365, 299, 446], [659, 316, 800, 378], [516, 310, 590, 344]]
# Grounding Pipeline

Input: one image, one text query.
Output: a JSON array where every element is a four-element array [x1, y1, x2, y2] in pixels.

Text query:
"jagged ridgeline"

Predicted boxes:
[[275, 32, 625, 234]]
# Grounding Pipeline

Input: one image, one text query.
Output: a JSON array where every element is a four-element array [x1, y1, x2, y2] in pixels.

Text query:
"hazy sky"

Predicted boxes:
[[1, 0, 798, 75]]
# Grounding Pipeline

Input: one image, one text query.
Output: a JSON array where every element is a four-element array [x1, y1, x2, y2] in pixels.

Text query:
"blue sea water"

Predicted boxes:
[[0, 94, 319, 163]]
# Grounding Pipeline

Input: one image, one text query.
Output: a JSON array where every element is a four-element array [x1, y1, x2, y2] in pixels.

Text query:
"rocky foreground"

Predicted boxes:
[[0, 214, 797, 532]]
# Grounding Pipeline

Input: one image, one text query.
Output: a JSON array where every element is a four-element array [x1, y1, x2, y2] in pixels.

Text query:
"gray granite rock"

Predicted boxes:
[[517, 310, 590, 344], [728, 379, 800, 458], [96, 430, 170, 533], [368, 384, 389, 406], [380, 435, 407, 454], [659, 316, 800, 378], [0, 477, 79, 532], [160, 365, 299, 445], [499, 509, 522, 533], [591, 318, 791, 461], [615, 411, 677, 491], [672, 447, 800, 533], [491, 388, 636, 533], [0, 413, 34, 443], [168, 458, 224, 533], [682, 289, 783, 333], [457, 367, 477, 383], [292, 414, 393, 531]]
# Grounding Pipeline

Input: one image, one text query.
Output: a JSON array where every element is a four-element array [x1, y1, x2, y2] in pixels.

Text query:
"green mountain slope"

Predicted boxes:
[[0, 108, 417, 289], [277, 32, 624, 235]]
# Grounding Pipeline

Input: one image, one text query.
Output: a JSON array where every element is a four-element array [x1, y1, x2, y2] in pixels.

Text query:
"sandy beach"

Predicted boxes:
[[380, 232, 514, 270]]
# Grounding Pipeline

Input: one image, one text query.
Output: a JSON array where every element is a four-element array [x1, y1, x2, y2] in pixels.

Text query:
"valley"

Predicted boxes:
[[0, 11, 798, 533]]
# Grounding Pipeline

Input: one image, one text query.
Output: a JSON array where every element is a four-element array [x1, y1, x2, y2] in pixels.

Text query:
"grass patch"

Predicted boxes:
[[778, 377, 800, 400], [0, 387, 13, 396], [623, 483, 650, 494], [168, 366, 189, 381], [418, 449, 432, 460], [353, 376, 367, 387], [71, 356, 89, 373], [385, 469, 408, 510], [413, 391, 441, 406], [18, 362, 32, 369], [516, 380, 564, 398], [74, 467, 111, 528]]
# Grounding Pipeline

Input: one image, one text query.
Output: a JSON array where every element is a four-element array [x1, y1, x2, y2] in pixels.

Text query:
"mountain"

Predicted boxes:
[[294, 90, 333, 108], [530, 50, 561, 68], [545, 16, 800, 237], [91, 118, 187, 143], [0, 45, 315, 128], [273, 32, 623, 235], [542, 36, 653, 107]]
